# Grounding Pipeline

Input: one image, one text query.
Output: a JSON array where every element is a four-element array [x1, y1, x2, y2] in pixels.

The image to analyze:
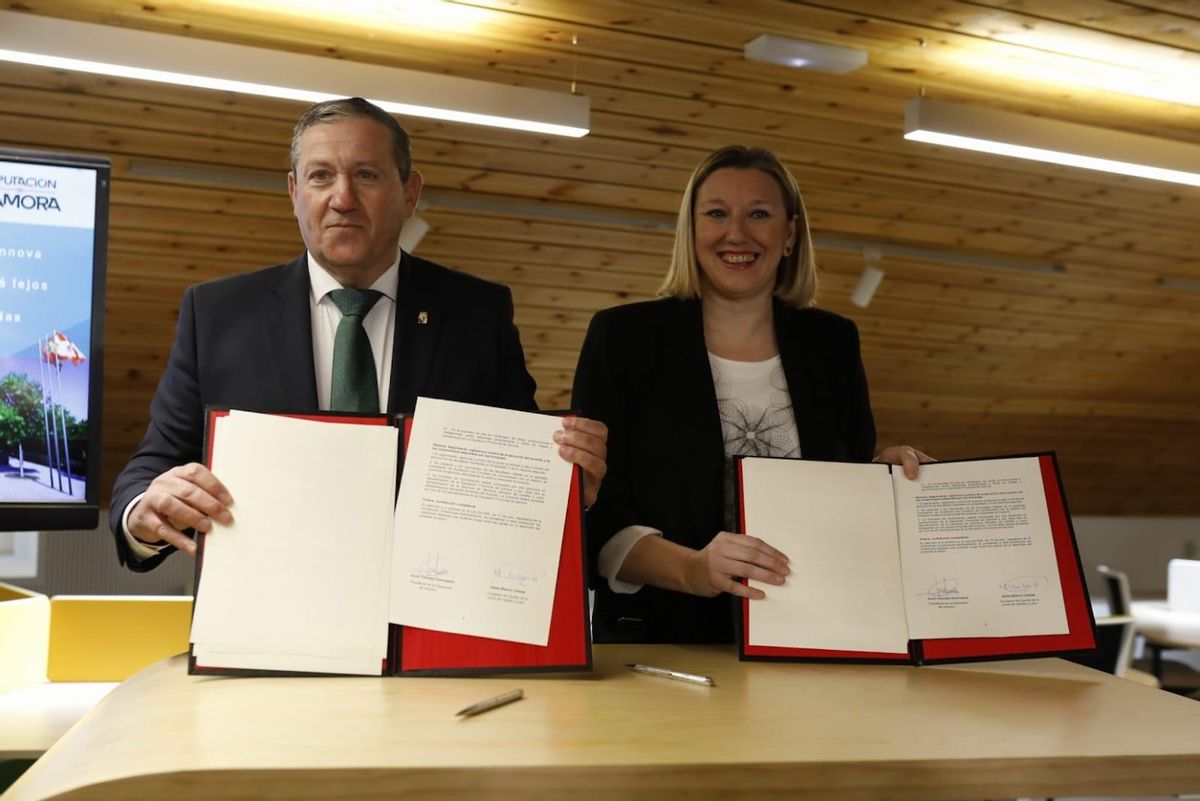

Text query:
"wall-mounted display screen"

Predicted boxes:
[[0, 148, 108, 531]]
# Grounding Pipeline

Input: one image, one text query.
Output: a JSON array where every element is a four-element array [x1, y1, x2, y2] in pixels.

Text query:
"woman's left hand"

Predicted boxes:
[[874, 445, 936, 479], [553, 415, 609, 508]]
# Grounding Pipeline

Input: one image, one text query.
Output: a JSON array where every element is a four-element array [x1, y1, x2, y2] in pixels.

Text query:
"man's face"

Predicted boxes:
[[287, 117, 422, 287]]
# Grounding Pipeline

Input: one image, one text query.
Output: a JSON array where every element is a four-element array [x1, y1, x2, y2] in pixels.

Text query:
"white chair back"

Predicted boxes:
[[1167, 559, 1200, 613]]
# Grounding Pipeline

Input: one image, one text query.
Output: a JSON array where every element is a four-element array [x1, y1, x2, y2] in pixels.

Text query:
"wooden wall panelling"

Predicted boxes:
[[0, 2, 1196, 516]]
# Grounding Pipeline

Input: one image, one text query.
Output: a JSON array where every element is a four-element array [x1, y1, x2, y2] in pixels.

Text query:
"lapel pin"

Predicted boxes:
[[417, 310, 429, 325]]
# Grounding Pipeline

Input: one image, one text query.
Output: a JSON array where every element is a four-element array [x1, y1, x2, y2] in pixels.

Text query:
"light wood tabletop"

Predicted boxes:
[[0, 682, 117, 759], [5, 645, 1200, 800]]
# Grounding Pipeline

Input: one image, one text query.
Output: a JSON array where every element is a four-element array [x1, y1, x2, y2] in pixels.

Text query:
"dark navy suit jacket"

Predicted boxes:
[[111, 252, 536, 571], [571, 297, 876, 643]]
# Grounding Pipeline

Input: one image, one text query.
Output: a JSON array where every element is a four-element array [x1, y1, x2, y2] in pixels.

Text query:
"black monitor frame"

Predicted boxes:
[[0, 148, 108, 532]]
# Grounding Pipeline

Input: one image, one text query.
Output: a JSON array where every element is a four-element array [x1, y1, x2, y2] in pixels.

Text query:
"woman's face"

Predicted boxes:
[[693, 167, 796, 304]]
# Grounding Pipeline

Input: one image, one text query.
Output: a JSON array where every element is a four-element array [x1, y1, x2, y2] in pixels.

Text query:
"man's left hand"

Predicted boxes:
[[554, 416, 608, 508], [874, 445, 936, 479]]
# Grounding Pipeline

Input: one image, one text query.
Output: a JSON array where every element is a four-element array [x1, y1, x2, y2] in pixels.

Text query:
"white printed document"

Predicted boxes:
[[188, 401, 587, 676], [389, 397, 572, 645], [894, 457, 1068, 639], [740, 454, 1083, 663]]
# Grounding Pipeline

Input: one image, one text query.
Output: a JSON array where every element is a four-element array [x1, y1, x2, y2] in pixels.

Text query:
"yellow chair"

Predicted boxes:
[[0, 583, 49, 693], [47, 596, 192, 682]]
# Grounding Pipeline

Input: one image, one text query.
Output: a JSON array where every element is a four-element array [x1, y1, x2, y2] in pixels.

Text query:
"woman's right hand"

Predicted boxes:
[[686, 532, 790, 599]]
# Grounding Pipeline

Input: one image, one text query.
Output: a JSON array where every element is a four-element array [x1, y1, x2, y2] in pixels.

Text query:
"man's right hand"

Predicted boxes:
[[127, 463, 233, 555]]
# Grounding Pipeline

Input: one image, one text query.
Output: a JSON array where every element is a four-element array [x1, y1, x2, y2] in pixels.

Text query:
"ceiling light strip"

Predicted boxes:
[[0, 11, 589, 138], [904, 98, 1200, 188]]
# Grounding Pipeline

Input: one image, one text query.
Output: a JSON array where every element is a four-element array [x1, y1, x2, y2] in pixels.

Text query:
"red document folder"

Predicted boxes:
[[737, 453, 1096, 666], [389, 416, 591, 674], [189, 408, 591, 677]]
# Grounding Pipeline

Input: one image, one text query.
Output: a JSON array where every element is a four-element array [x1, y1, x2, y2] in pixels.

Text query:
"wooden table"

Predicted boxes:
[[5, 645, 1200, 800]]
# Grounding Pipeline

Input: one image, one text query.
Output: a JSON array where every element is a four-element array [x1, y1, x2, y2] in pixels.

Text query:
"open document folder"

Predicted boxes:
[[736, 453, 1096, 665], [188, 399, 591, 677]]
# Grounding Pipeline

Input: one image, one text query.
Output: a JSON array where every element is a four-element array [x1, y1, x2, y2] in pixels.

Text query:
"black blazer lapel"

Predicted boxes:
[[667, 299, 726, 535], [775, 302, 839, 461], [264, 255, 318, 411], [388, 252, 445, 415]]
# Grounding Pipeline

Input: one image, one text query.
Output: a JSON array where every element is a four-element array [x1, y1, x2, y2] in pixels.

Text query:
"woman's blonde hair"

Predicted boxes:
[[658, 146, 817, 308]]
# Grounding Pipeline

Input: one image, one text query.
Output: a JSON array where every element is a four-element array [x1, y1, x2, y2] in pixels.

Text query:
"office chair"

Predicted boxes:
[[1129, 559, 1200, 690], [1097, 563, 1130, 615], [1065, 565, 1157, 686]]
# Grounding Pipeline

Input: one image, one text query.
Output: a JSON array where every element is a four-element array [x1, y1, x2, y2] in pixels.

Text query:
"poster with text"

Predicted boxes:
[[0, 159, 98, 502]]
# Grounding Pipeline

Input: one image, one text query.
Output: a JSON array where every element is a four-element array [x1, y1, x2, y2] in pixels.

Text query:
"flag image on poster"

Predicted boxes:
[[45, 331, 87, 367]]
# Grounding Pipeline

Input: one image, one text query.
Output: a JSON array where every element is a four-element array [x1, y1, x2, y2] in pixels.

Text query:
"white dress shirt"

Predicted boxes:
[[307, 252, 399, 412]]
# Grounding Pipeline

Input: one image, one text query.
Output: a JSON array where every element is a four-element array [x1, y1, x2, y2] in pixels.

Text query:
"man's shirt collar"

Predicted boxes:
[[307, 251, 401, 304]]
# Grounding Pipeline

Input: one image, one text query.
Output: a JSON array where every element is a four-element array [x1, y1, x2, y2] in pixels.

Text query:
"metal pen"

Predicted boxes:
[[625, 663, 715, 687], [455, 688, 524, 718]]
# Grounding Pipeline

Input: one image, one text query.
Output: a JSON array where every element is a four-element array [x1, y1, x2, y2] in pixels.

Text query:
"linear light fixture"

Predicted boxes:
[[0, 11, 589, 138], [904, 97, 1200, 188]]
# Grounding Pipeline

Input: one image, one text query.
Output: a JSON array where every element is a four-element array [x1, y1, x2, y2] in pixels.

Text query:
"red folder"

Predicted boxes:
[[389, 416, 591, 674], [190, 408, 591, 676], [737, 453, 1096, 666]]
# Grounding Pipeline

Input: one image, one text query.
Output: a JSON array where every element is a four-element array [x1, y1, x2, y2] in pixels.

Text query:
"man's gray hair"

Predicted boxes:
[[290, 97, 413, 180]]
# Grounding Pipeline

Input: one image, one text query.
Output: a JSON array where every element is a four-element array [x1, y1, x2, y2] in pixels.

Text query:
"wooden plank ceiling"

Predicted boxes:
[[1, 0, 1197, 515]]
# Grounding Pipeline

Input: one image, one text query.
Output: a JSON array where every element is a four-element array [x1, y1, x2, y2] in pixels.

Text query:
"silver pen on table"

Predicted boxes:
[[626, 663, 715, 687], [455, 688, 524, 718]]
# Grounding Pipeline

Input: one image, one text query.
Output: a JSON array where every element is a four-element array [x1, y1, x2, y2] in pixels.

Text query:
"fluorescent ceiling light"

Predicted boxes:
[[0, 11, 589, 138], [904, 98, 1200, 187], [979, 27, 1200, 108], [743, 35, 866, 74]]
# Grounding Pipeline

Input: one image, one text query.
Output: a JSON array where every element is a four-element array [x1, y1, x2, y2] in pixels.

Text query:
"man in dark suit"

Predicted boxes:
[[111, 97, 607, 571]]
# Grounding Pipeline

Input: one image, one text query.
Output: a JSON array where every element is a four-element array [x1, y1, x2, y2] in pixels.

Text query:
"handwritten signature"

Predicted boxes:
[[493, 564, 540, 587], [1000, 575, 1047, 592], [414, 552, 453, 579], [927, 577, 960, 595]]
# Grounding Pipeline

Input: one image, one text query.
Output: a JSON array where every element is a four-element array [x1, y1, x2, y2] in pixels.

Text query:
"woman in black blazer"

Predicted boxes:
[[572, 146, 929, 643]]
